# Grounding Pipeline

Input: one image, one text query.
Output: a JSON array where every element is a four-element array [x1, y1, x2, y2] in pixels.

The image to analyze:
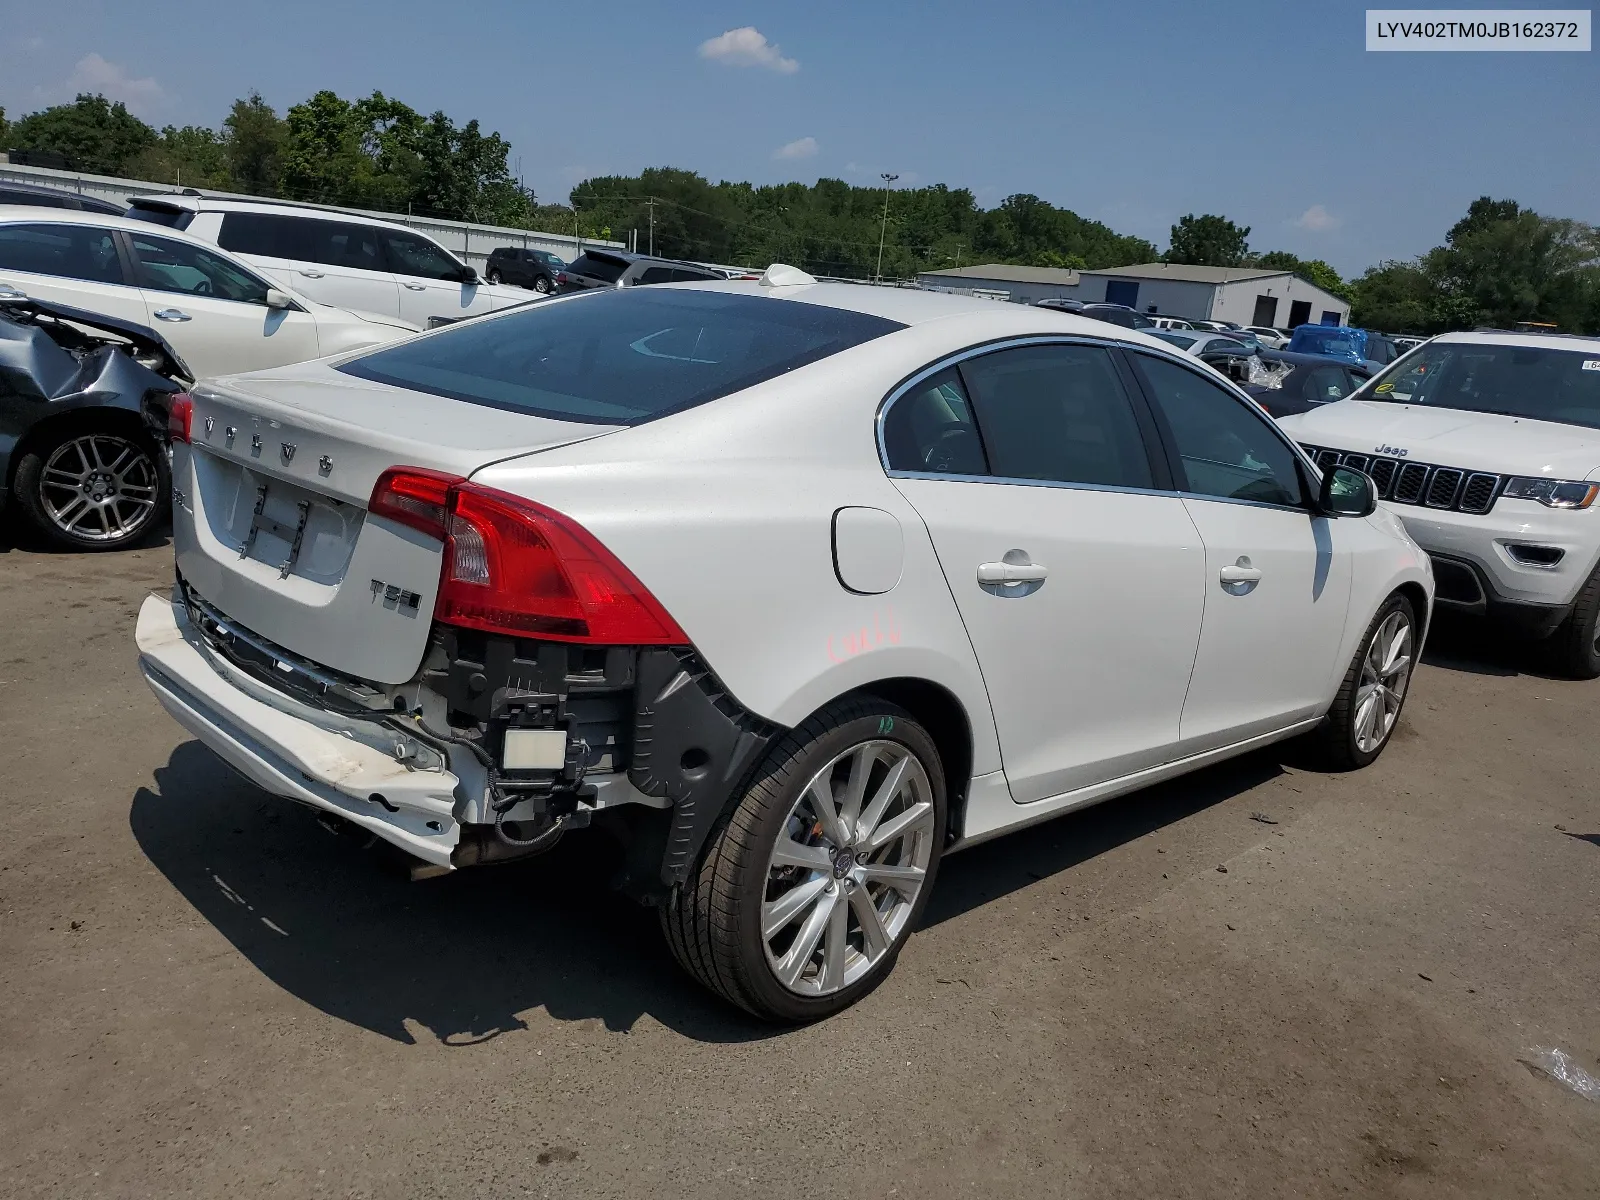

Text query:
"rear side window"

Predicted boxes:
[[569, 253, 627, 283], [883, 368, 987, 476], [961, 344, 1155, 489], [636, 266, 676, 285], [0, 222, 124, 285], [339, 288, 905, 425], [125, 203, 195, 230], [219, 212, 386, 272]]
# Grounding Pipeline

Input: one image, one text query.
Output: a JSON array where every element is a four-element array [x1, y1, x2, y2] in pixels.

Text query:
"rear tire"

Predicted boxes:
[[485, 269, 502, 285], [12, 422, 167, 552], [1547, 564, 1600, 679], [1306, 592, 1417, 770], [661, 698, 945, 1022], [533, 275, 553, 294]]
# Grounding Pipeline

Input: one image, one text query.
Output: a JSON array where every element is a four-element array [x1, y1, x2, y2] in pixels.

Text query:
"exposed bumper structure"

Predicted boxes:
[[135, 593, 465, 865]]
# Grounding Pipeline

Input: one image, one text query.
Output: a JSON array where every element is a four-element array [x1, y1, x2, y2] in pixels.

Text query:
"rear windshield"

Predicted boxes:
[[1362, 341, 1600, 430], [337, 287, 906, 425], [124, 203, 195, 230], [567, 252, 628, 283]]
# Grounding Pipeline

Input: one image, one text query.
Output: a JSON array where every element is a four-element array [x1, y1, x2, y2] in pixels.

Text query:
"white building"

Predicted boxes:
[[917, 261, 1351, 329]]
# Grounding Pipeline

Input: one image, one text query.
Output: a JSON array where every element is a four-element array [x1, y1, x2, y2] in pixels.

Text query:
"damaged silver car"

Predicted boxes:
[[0, 289, 190, 550]]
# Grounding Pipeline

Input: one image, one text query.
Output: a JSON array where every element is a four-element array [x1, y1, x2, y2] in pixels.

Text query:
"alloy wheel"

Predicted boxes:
[[1354, 609, 1413, 753], [534, 276, 552, 294], [761, 739, 936, 996], [39, 434, 160, 545]]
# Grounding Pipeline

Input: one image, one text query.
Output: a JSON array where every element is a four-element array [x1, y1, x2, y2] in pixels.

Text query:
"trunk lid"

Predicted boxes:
[[174, 360, 618, 684]]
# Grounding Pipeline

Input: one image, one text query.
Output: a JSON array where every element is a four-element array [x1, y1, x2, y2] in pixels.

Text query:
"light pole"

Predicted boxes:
[[875, 173, 899, 282]]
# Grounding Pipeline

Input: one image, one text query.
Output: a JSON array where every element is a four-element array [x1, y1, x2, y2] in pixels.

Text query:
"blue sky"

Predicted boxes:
[[2, 0, 1595, 275]]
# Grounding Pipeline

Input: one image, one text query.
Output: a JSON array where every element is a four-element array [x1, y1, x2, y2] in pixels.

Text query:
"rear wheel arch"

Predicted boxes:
[[836, 677, 973, 845]]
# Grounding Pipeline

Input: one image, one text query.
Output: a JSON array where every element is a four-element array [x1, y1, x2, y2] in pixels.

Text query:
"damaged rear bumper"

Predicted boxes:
[[136, 592, 466, 865]]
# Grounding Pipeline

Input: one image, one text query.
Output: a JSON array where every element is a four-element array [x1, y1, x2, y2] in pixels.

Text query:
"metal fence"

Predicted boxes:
[[0, 159, 623, 270]]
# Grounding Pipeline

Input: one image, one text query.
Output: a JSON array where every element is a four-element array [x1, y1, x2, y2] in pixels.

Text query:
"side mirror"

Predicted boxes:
[[1319, 465, 1376, 517], [458, 266, 479, 284], [264, 287, 293, 310]]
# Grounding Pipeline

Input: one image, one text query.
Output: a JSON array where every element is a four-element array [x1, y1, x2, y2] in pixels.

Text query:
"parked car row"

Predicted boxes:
[[133, 269, 1435, 1022]]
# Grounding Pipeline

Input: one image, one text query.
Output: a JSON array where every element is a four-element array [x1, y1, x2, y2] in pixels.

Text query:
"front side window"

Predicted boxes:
[[339, 288, 904, 425], [882, 368, 987, 476], [0, 223, 123, 285], [130, 234, 271, 304], [960, 343, 1155, 489], [1363, 341, 1600, 430], [383, 230, 463, 281], [1134, 353, 1304, 507]]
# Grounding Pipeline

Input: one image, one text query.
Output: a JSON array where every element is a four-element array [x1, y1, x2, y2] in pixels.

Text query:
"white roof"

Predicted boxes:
[[128, 193, 420, 235], [0, 203, 214, 239], [1430, 329, 1600, 351]]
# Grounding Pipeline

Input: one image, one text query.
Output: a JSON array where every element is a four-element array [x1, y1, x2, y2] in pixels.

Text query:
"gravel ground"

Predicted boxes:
[[1, 526, 1596, 1199]]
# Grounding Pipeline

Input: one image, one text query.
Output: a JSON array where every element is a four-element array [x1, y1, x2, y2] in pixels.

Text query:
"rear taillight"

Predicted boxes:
[[369, 467, 461, 539], [555, 272, 569, 283], [365, 470, 687, 645], [167, 393, 193, 444], [439, 483, 687, 645]]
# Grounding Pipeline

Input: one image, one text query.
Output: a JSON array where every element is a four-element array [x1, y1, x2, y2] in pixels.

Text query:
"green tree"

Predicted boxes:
[[1427, 210, 1598, 331], [7, 94, 156, 174], [1446, 197, 1522, 246], [1166, 213, 1251, 267], [0, 107, 9, 148], [1255, 250, 1351, 300], [1349, 260, 1435, 332], [224, 93, 287, 196], [126, 124, 231, 187]]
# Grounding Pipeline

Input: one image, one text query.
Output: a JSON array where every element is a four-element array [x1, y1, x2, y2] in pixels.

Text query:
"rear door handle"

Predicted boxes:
[[1219, 563, 1262, 584], [977, 561, 1049, 584], [152, 308, 192, 322], [403, 282, 427, 291], [298, 269, 325, 279]]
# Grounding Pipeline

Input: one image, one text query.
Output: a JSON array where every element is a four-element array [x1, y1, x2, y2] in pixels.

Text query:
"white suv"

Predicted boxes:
[[1280, 330, 1600, 677], [125, 196, 532, 327]]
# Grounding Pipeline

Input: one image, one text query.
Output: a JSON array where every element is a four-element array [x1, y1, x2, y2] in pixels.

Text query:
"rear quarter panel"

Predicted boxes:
[[469, 323, 1012, 777]]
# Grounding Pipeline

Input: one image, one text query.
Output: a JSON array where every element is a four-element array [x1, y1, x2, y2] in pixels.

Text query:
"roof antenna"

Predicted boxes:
[[759, 263, 816, 288]]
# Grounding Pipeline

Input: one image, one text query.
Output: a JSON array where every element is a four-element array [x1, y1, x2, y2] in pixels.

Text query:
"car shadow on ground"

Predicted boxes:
[[1420, 610, 1563, 679], [132, 739, 1293, 1045], [925, 750, 1284, 927]]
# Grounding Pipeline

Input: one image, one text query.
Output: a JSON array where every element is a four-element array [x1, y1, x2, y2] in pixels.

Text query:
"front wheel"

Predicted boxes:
[[1307, 593, 1417, 770], [12, 424, 168, 551], [661, 699, 945, 1022], [1547, 563, 1600, 679]]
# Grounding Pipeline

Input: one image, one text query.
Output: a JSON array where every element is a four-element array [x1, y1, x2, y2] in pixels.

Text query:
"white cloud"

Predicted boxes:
[[698, 27, 799, 74], [1295, 204, 1341, 232], [773, 136, 818, 161], [62, 53, 165, 116]]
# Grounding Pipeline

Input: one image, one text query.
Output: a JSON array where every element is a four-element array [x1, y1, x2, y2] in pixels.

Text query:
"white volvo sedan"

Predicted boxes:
[[135, 269, 1433, 1021]]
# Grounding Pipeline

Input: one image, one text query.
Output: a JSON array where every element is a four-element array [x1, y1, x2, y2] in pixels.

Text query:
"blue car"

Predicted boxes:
[[1285, 325, 1400, 373]]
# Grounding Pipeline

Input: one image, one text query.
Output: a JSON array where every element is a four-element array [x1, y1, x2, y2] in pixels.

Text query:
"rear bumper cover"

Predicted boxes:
[[136, 592, 465, 865]]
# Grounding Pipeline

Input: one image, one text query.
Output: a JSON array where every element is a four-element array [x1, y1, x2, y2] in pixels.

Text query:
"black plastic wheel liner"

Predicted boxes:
[[629, 649, 777, 887]]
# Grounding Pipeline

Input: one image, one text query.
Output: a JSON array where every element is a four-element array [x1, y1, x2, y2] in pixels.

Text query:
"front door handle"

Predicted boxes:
[[403, 282, 427, 291], [977, 561, 1049, 584], [152, 308, 192, 322], [1219, 561, 1262, 585], [298, 269, 325, 279]]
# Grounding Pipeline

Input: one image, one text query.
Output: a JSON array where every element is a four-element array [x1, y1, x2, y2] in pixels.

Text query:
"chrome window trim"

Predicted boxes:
[[875, 333, 1322, 512]]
